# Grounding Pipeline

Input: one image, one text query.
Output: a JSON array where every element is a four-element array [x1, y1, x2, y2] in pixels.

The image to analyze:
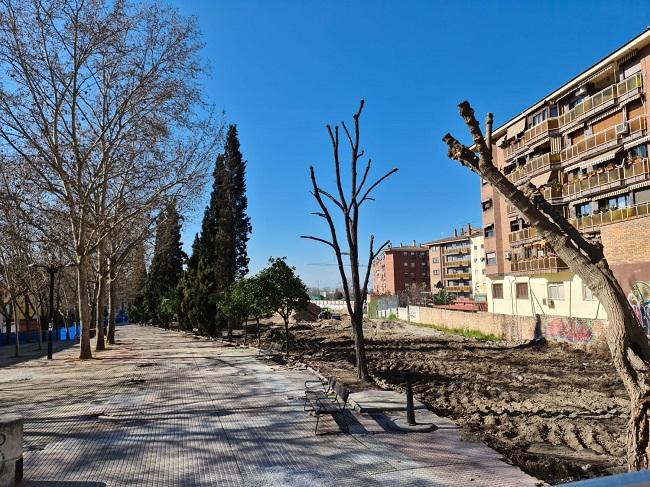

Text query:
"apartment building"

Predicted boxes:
[[482, 28, 650, 321], [371, 243, 430, 295], [424, 225, 486, 299]]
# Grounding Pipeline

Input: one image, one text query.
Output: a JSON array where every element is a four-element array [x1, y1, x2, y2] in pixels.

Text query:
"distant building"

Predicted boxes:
[[371, 242, 430, 295], [481, 28, 650, 324], [424, 224, 484, 299]]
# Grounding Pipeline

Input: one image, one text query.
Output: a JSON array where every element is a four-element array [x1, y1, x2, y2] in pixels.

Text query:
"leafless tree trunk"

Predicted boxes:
[[443, 101, 650, 470], [302, 100, 398, 380], [107, 264, 116, 345]]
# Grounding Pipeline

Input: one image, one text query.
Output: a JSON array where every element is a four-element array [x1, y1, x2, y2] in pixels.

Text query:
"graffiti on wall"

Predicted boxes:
[[628, 281, 650, 334], [544, 317, 594, 344]]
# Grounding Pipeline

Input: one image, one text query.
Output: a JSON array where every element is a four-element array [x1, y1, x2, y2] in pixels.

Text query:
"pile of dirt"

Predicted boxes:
[[248, 319, 627, 485]]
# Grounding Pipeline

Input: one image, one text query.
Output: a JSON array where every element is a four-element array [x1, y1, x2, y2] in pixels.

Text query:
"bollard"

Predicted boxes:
[[405, 376, 416, 426], [0, 415, 23, 486]]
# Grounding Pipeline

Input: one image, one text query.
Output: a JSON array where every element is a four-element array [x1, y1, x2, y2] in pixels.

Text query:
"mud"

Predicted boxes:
[[250, 318, 627, 485]]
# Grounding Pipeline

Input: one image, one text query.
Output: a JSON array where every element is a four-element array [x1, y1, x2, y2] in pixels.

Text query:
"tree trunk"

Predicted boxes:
[[12, 299, 20, 357], [95, 276, 105, 351], [257, 317, 261, 348], [227, 317, 234, 341], [351, 310, 369, 381], [107, 267, 116, 345], [284, 317, 290, 357], [244, 318, 248, 345], [78, 258, 92, 360]]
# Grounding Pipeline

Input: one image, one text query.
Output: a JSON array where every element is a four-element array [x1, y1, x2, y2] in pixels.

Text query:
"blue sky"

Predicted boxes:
[[168, 0, 649, 288]]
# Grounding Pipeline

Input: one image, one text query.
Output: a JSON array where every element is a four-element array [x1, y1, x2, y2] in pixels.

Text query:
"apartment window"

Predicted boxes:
[[549, 106, 558, 117], [409, 272, 415, 278], [484, 224, 495, 238], [432, 269, 439, 275], [548, 282, 565, 300], [598, 195, 629, 211], [531, 110, 547, 127], [430, 246, 439, 252], [486, 252, 497, 265], [492, 283, 504, 299], [421, 261, 426, 266], [432, 257, 439, 264], [410, 262, 415, 268], [419, 252, 426, 258], [404, 272, 409, 277], [583, 284, 596, 301], [635, 188, 650, 205], [403, 262, 408, 267], [482, 199, 493, 211], [515, 282, 529, 300], [576, 202, 591, 218]]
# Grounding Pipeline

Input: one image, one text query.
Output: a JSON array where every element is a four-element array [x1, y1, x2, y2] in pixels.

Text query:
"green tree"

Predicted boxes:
[[261, 257, 309, 357], [187, 125, 251, 336], [143, 202, 185, 326]]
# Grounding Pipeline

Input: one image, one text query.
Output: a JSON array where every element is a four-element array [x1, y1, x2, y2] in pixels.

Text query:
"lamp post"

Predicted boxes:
[[28, 262, 72, 360]]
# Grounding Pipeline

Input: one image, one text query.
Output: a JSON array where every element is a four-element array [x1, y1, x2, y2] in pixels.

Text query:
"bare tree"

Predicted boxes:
[[302, 100, 398, 380], [443, 101, 650, 470], [0, 0, 219, 359]]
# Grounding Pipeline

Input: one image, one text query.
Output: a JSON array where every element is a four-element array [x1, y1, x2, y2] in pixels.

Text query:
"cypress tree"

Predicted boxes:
[[185, 124, 251, 335], [143, 201, 185, 324]]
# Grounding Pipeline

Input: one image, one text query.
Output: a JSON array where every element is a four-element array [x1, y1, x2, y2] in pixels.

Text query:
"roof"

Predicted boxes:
[[492, 27, 650, 140], [423, 230, 482, 247], [384, 245, 428, 252]]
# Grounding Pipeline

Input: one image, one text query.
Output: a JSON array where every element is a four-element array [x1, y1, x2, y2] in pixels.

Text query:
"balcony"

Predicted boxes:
[[506, 153, 561, 185], [558, 73, 643, 129], [511, 256, 568, 275], [560, 115, 647, 163], [445, 285, 473, 294], [443, 245, 471, 255], [523, 117, 559, 145], [443, 259, 470, 267], [570, 201, 650, 230], [542, 185, 563, 203], [504, 138, 527, 160], [563, 158, 650, 200], [445, 272, 471, 279], [509, 227, 539, 245]]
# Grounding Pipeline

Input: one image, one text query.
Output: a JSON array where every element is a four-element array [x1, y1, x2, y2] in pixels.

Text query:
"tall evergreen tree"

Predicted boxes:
[[143, 201, 185, 324], [183, 124, 251, 335]]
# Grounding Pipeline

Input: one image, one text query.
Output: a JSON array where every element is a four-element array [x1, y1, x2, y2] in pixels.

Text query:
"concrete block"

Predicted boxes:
[[0, 415, 23, 487]]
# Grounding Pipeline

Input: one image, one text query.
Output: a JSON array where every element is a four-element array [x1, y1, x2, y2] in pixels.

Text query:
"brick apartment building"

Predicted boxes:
[[423, 225, 486, 299], [371, 243, 430, 295], [482, 28, 650, 323]]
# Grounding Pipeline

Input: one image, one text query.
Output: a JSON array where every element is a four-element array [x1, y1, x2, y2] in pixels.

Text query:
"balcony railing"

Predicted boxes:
[[558, 72, 643, 128], [504, 138, 527, 159], [523, 117, 559, 144], [560, 115, 647, 163], [445, 272, 471, 279], [509, 227, 539, 244], [542, 185, 563, 203], [443, 259, 470, 267], [570, 201, 650, 230], [506, 153, 561, 184], [563, 158, 650, 199], [445, 285, 473, 293], [443, 245, 471, 255], [511, 256, 568, 275]]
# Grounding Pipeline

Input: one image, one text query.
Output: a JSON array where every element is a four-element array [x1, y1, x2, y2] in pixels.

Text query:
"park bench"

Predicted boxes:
[[304, 377, 350, 434], [258, 341, 284, 359]]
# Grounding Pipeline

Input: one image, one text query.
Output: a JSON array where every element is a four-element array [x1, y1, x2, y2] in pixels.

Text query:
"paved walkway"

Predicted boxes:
[[0, 325, 543, 486]]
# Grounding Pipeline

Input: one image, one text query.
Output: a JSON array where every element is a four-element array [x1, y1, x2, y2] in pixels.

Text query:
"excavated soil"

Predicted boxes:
[[250, 318, 627, 485]]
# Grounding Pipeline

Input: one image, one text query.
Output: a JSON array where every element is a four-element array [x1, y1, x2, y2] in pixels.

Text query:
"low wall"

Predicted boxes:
[[377, 305, 609, 348]]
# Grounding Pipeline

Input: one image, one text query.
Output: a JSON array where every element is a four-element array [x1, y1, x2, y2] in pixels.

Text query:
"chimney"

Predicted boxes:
[[467, 223, 472, 235], [400, 242, 403, 247], [412, 239, 416, 247], [454, 229, 458, 237]]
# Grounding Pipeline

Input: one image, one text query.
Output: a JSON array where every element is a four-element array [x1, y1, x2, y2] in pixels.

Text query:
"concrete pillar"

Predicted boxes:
[[0, 415, 23, 486]]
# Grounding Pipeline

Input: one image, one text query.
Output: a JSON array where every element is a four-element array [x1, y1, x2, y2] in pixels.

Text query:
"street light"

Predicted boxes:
[[28, 262, 73, 360]]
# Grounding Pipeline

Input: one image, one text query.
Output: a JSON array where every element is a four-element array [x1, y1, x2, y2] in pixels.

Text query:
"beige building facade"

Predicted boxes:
[[482, 28, 650, 329]]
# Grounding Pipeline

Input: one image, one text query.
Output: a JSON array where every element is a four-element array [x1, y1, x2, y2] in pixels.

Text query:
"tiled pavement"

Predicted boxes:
[[0, 325, 544, 486]]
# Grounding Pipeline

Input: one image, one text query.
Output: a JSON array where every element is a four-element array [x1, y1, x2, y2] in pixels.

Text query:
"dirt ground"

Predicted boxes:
[[240, 317, 628, 485]]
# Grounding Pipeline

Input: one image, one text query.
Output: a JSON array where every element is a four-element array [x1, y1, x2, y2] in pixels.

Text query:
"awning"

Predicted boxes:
[[628, 180, 650, 191], [506, 118, 526, 140], [495, 135, 506, 147], [625, 134, 650, 150], [530, 172, 552, 187], [580, 65, 613, 86], [589, 106, 620, 125], [597, 187, 629, 200], [565, 148, 621, 172]]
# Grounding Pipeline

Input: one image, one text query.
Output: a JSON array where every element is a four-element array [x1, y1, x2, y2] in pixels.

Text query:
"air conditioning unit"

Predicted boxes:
[[575, 86, 589, 97], [542, 298, 555, 309], [615, 122, 629, 136], [504, 251, 512, 260]]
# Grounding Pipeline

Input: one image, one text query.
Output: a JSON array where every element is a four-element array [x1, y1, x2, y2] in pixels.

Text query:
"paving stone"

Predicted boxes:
[[0, 325, 543, 486]]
